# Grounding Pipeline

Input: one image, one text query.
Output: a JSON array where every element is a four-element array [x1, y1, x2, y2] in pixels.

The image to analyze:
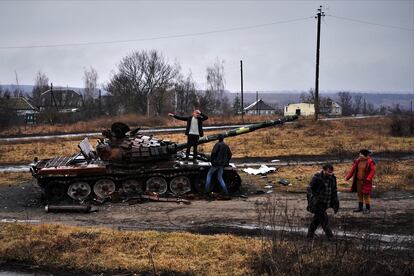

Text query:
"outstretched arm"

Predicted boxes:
[[169, 113, 188, 121]]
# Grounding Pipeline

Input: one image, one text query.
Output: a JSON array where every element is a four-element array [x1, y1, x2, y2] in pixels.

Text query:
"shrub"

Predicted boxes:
[[390, 115, 414, 137]]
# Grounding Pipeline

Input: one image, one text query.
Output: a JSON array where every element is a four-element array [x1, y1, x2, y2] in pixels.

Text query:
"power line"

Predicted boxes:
[[0, 16, 313, 50], [326, 14, 414, 32], [1, 0, 292, 2]]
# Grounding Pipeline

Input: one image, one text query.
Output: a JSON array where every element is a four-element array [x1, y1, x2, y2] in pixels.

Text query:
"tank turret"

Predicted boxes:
[[30, 115, 298, 202], [95, 115, 298, 162]]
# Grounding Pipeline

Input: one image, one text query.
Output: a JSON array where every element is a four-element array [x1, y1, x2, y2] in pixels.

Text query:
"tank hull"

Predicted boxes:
[[31, 116, 297, 202], [32, 157, 241, 202]]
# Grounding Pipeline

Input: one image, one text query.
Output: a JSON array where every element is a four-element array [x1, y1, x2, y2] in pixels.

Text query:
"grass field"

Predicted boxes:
[[0, 113, 275, 137], [241, 160, 414, 193], [0, 223, 260, 275], [0, 222, 411, 275], [1, 117, 413, 164]]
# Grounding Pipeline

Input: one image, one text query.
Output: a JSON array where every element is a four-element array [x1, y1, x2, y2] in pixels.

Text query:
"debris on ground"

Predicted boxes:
[[45, 204, 98, 213], [278, 178, 290, 186], [127, 194, 191, 205], [243, 165, 277, 175]]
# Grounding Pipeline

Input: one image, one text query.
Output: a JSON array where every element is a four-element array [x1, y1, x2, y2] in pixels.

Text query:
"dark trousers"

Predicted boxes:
[[307, 208, 333, 238], [186, 134, 199, 159]]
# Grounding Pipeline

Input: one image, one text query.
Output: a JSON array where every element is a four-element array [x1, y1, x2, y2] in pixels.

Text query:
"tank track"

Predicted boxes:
[[39, 168, 241, 202]]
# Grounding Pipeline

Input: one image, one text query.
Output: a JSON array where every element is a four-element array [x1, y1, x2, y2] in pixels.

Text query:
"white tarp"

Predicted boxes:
[[243, 164, 276, 175]]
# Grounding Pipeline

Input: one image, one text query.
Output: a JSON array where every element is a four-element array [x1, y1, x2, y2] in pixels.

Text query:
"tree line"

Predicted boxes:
[[1, 49, 412, 129], [299, 89, 408, 116]]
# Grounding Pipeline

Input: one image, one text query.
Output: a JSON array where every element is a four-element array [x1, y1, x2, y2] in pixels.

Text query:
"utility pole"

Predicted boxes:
[[256, 91, 259, 115], [240, 60, 244, 122], [314, 5, 324, 121]]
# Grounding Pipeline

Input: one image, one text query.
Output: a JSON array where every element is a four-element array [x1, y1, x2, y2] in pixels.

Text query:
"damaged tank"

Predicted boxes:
[[30, 115, 298, 202]]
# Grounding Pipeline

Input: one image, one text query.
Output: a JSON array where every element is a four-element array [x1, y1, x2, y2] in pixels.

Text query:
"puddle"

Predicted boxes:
[[0, 165, 30, 173]]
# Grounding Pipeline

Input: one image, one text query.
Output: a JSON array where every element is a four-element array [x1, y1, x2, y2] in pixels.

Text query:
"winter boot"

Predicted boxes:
[[353, 202, 363, 212], [363, 204, 371, 214]]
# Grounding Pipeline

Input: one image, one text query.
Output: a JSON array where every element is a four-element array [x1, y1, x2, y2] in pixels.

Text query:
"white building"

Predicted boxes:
[[284, 103, 315, 116]]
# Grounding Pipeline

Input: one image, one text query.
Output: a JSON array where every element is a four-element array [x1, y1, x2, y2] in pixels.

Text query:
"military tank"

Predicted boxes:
[[30, 115, 298, 202]]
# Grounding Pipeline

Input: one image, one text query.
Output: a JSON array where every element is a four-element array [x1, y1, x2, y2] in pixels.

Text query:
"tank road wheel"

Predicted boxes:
[[223, 170, 242, 193], [67, 182, 91, 201], [170, 176, 191, 195], [122, 179, 144, 195], [93, 179, 116, 199], [146, 176, 168, 195]]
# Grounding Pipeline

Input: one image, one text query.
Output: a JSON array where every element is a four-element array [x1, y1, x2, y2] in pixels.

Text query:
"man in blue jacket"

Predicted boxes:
[[306, 163, 339, 240], [168, 109, 208, 161], [205, 134, 232, 195]]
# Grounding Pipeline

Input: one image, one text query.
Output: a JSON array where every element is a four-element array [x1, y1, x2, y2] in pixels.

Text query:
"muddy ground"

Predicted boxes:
[[0, 178, 413, 238]]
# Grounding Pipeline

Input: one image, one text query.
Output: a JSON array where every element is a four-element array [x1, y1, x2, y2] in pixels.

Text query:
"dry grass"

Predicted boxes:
[[0, 172, 32, 186], [199, 117, 414, 158], [1, 117, 413, 167], [0, 223, 261, 275], [254, 197, 414, 275], [0, 114, 275, 137], [0, 138, 86, 164], [0, 219, 412, 275], [241, 160, 414, 193]]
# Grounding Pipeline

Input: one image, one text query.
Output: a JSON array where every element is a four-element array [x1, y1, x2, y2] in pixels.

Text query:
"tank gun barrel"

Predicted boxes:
[[175, 115, 298, 151]]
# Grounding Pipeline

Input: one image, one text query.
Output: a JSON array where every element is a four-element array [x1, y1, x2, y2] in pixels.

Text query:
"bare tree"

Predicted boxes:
[[32, 71, 49, 107], [337, 91, 353, 116], [174, 72, 198, 114], [300, 89, 316, 103], [83, 67, 98, 101], [353, 94, 363, 114], [106, 50, 179, 116], [201, 58, 229, 114]]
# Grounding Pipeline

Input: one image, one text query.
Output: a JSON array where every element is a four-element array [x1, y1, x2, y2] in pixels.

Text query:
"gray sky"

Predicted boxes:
[[0, 0, 413, 93]]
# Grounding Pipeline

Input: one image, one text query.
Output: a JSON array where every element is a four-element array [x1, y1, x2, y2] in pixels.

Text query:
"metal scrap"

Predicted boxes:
[[127, 195, 191, 205], [45, 204, 98, 213]]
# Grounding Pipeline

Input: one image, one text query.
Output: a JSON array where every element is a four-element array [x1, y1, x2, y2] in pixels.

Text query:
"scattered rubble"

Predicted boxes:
[[243, 164, 277, 175]]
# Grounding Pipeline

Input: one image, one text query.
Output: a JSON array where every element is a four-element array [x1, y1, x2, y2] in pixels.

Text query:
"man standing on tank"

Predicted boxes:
[[168, 109, 208, 161]]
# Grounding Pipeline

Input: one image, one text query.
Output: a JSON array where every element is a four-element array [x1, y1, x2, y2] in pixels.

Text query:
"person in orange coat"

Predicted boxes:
[[345, 149, 376, 214]]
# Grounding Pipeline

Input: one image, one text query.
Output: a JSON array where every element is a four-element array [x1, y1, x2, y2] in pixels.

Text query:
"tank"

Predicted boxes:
[[30, 115, 298, 202]]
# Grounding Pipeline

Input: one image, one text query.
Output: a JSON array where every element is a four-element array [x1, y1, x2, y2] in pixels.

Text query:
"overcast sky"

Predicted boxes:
[[0, 0, 413, 93]]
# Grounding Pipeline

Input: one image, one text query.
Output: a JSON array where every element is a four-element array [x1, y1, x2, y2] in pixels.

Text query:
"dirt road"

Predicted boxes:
[[1, 179, 413, 238]]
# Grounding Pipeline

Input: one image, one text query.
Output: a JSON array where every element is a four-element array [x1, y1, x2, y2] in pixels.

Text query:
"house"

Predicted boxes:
[[39, 89, 83, 112], [0, 96, 39, 123], [320, 100, 342, 116], [0, 96, 37, 116], [284, 103, 315, 116], [244, 99, 276, 115]]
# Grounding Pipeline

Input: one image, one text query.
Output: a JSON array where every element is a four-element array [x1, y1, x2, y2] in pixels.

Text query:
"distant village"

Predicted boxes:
[[0, 49, 412, 129], [0, 84, 412, 130]]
